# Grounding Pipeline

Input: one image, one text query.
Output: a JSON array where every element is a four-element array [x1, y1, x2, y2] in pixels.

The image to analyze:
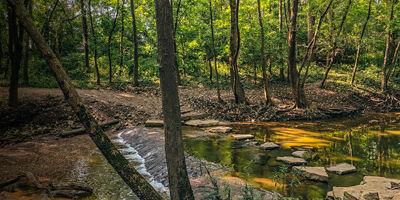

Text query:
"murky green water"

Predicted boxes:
[[183, 113, 400, 199]]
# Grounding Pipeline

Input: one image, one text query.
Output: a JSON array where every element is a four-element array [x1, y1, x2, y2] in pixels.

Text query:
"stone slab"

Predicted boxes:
[[184, 120, 220, 127], [292, 151, 307, 158], [145, 120, 164, 127], [276, 156, 307, 165], [181, 112, 208, 121], [260, 142, 279, 150], [293, 166, 328, 182], [232, 134, 254, 140], [204, 126, 232, 134], [326, 163, 356, 175]]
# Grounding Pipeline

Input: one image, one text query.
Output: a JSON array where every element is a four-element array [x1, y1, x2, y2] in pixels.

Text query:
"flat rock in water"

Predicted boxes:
[[184, 120, 220, 127], [204, 126, 232, 134], [181, 112, 208, 121], [232, 134, 254, 140], [276, 156, 307, 165], [292, 151, 307, 158], [326, 163, 356, 175], [145, 120, 164, 127], [293, 166, 328, 182], [260, 142, 279, 150]]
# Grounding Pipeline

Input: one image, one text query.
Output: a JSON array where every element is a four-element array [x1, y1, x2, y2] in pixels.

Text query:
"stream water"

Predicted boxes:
[[68, 112, 400, 199]]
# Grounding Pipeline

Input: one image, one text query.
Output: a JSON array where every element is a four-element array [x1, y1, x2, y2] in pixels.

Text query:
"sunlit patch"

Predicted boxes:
[[387, 130, 400, 135], [344, 156, 361, 162], [148, 131, 161, 135], [329, 136, 345, 141], [118, 93, 135, 98], [252, 177, 285, 190], [278, 142, 329, 149]]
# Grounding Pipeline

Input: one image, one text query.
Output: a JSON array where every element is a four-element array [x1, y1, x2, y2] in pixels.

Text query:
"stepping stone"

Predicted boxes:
[[184, 120, 219, 127], [293, 166, 328, 182], [260, 142, 279, 150], [276, 156, 307, 165], [181, 112, 208, 121], [326, 163, 356, 175], [232, 134, 254, 140], [292, 151, 307, 158], [204, 126, 232, 134], [145, 120, 164, 127]]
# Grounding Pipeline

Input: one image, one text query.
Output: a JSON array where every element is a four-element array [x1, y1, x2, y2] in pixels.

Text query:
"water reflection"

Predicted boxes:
[[183, 113, 400, 199]]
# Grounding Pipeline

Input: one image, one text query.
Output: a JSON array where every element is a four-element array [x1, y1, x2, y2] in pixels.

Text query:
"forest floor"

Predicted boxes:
[[0, 82, 399, 198]]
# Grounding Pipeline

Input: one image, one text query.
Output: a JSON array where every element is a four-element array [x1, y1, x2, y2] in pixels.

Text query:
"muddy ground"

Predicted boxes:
[[0, 83, 399, 198]]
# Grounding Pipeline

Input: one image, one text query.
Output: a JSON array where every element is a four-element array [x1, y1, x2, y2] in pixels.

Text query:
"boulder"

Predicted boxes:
[[326, 163, 356, 175], [293, 166, 328, 182], [260, 142, 279, 150], [181, 112, 208, 121], [145, 120, 164, 127], [184, 120, 220, 127], [292, 151, 307, 158], [232, 134, 254, 140], [276, 156, 307, 165], [204, 126, 232, 134]]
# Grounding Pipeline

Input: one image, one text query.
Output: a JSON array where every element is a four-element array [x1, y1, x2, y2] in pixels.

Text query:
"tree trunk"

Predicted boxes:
[[119, 0, 125, 76], [42, 0, 59, 43], [172, 0, 182, 85], [257, 0, 271, 105], [229, 0, 247, 104], [154, 0, 195, 199], [381, 0, 396, 92], [88, 0, 100, 85], [23, 0, 31, 86], [209, 0, 222, 102], [320, 0, 352, 88], [208, 58, 213, 83], [8, 0, 163, 199], [307, 0, 314, 62], [278, 0, 285, 81], [80, 0, 90, 74], [130, 0, 139, 86], [351, 0, 372, 86], [108, 2, 120, 84]]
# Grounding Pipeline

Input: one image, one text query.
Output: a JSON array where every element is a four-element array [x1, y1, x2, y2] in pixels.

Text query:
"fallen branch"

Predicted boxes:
[[60, 119, 119, 137]]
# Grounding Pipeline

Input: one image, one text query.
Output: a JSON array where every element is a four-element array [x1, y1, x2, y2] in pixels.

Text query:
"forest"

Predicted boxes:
[[1, 0, 400, 199]]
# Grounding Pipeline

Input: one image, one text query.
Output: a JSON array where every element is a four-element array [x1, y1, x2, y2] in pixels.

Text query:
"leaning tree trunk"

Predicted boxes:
[[229, 0, 247, 104], [130, 0, 139, 86], [8, 0, 163, 199], [172, 0, 182, 85], [209, 0, 222, 102], [381, 0, 396, 92], [119, 0, 125, 76], [257, 0, 271, 105], [80, 0, 90, 74], [154, 0, 195, 199], [88, 0, 100, 85], [108, 2, 120, 84]]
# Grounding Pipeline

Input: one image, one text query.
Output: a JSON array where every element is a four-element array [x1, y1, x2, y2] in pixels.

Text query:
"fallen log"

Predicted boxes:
[[60, 119, 119, 138]]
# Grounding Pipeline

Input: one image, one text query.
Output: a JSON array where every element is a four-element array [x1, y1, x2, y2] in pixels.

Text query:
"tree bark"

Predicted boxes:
[[154, 0, 195, 199], [119, 0, 125, 76], [381, 0, 397, 91], [208, 58, 213, 83], [7, 0, 163, 199], [351, 0, 372, 86], [130, 0, 139, 86], [108, 2, 120, 84], [257, 0, 271, 105], [229, 0, 247, 104], [23, 0, 31, 86], [209, 0, 222, 102], [172, 0, 182, 85], [88, 0, 100, 85], [80, 0, 90, 74]]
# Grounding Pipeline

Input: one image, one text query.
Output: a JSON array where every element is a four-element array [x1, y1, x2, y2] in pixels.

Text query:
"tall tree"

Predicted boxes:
[[130, 0, 139, 86], [80, 0, 89, 73], [108, 1, 120, 83], [307, 0, 314, 62], [257, 0, 271, 105], [23, 0, 31, 86], [209, 0, 222, 102], [351, 0, 372, 86], [154, 0, 195, 199], [172, 0, 183, 85], [119, 0, 125, 75], [88, 0, 100, 85], [8, 0, 163, 198], [381, 0, 397, 91], [278, 0, 285, 81], [229, 0, 247, 104]]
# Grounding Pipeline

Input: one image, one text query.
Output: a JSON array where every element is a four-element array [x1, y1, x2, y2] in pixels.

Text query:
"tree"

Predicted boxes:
[[23, 0, 32, 86], [7, 0, 163, 198], [119, 0, 125, 75], [209, 0, 222, 102], [172, 0, 183, 85], [108, 1, 120, 83], [257, 0, 271, 105], [80, 0, 90, 73], [88, 0, 100, 85], [154, 0, 195, 199], [229, 0, 247, 104], [130, 0, 139, 86]]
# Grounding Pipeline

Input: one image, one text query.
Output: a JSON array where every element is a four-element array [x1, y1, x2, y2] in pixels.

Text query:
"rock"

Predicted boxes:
[[362, 191, 379, 200], [204, 126, 232, 134], [184, 120, 220, 127], [260, 142, 279, 150], [181, 112, 208, 121], [292, 151, 307, 158], [293, 166, 328, 182], [276, 156, 307, 165], [242, 141, 259, 147], [326, 163, 356, 175], [232, 134, 254, 140], [145, 120, 164, 127]]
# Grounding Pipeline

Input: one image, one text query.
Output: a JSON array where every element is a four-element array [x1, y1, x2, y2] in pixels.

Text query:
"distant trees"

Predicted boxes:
[[80, 0, 89, 74], [108, 1, 119, 83], [130, 0, 139, 86], [257, 0, 271, 105]]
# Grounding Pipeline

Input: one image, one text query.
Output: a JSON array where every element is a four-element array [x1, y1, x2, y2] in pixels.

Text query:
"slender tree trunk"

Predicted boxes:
[[381, 0, 396, 91], [172, 0, 182, 85], [209, 0, 222, 102], [88, 0, 100, 85], [229, 0, 247, 104], [130, 0, 139, 86], [307, 0, 314, 62], [108, 2, 120, 84], [278, 0, 285, 81], [154, 0, 195, 199], [9, 1, 163, 198], [208, 58, 213, 83], [119, 0, 125, 76], [42, 0, 59, 43], [320, 0, 352, 88], [22, 0, 31, 86], [80, 0, 89, 73], [351, 0, 372, 86], [0, 40, 3, 75], [257, 0, 271, 105]]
